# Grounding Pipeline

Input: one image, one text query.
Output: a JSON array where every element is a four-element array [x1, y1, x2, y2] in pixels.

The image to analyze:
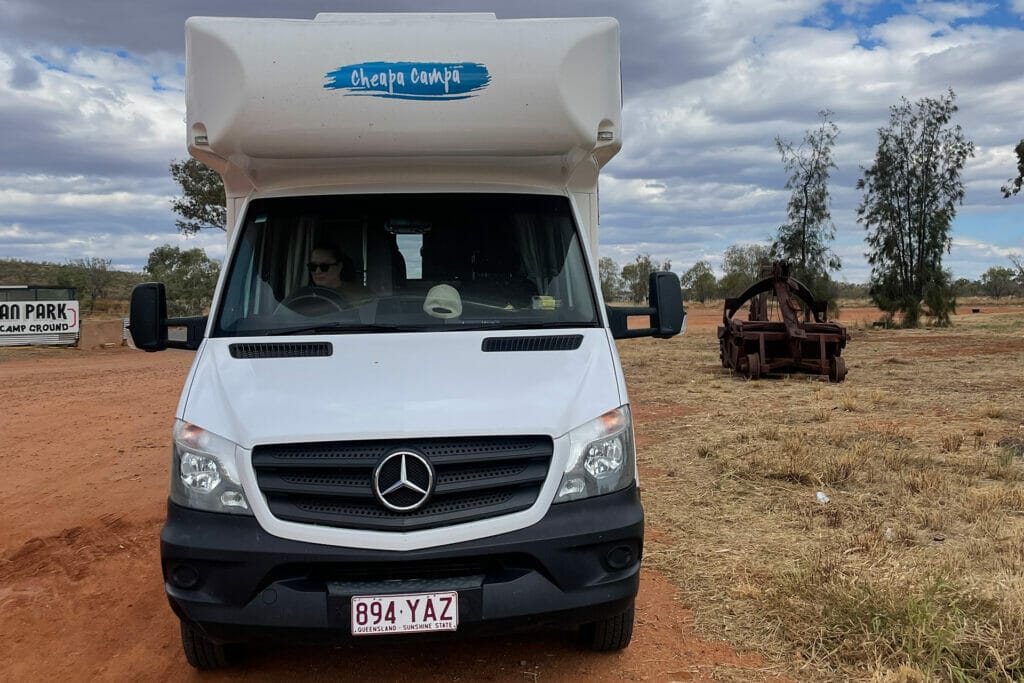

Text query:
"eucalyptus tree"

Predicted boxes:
[[856, 90, 974, 327], [774, 110, 841, 293], [679, 260, 718, 302], [980, 266, 1019, 299], [717, 243, 771, 296], [63, 257, 114, 313], [620, 254, 671, 304], [145, 245, 221, 316], [598, 257, 624, 302], [1010, 256, 1024, 286], [169, 158, 226, 234], [1001, 139, 1024, 198]]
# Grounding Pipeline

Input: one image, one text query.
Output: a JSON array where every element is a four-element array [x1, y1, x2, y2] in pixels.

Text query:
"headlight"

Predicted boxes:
[[555, 406, 636, 503], [171, 420, 252, 515]]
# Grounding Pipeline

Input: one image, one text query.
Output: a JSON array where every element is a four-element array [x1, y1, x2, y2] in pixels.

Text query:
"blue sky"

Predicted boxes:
[[0, 0, 1021, 282]]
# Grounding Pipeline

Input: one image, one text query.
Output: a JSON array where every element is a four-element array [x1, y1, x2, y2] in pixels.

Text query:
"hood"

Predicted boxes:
[[179, 329, 621, 449]]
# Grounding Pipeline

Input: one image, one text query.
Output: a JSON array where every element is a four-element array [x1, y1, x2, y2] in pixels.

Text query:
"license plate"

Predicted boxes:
[[350, 591, 458, 635]]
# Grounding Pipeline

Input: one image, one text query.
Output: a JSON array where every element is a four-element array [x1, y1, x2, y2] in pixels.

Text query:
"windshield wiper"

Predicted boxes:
[[450, 321, 596, 332], [262, 322, 423, 336], [259, 320, 596, 336]]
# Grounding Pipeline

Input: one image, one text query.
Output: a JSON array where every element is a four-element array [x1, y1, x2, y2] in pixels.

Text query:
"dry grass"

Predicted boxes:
[[625, 308, 1024, 681]]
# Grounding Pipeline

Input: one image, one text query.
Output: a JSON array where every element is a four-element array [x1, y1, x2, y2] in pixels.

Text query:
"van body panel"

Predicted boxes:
[[180, 331, 621, 450], [185, 14, 620, 240], [178, 329, 624, 551]]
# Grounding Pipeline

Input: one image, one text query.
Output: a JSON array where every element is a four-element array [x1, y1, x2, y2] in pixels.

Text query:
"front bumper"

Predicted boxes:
[[161, 485, 643, 643]]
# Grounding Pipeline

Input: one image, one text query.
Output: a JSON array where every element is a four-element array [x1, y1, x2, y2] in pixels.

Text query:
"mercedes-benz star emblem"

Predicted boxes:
[[372, 451, 435, 512]]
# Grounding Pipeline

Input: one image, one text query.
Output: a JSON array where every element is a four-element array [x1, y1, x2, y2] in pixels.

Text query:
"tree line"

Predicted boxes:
[[0, 246, 220, 318], [601, 246, 1023, 306], [602, 245, 870, 305], [955, 259, 1024, 299]]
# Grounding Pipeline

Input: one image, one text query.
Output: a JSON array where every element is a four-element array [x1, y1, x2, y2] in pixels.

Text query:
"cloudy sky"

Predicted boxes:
[[0, 0, 1021, 282]]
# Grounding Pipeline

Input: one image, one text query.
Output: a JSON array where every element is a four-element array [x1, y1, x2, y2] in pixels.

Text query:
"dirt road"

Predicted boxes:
[[0, 348, 763, 681]]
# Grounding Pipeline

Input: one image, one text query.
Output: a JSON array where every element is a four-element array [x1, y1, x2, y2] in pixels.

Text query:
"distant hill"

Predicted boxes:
[[0, 258, 146, 317], [1, 258, 143, 296], [1, 258, 69, 286]]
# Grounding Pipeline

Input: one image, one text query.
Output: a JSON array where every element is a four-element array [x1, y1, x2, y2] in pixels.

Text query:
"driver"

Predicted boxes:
[[307, 244, 375, 306]]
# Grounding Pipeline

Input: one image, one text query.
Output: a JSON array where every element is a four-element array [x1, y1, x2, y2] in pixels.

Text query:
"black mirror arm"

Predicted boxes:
[[607, 305, 678, 339], [165, 316, 207, 350], [607, 271, 686, 340]]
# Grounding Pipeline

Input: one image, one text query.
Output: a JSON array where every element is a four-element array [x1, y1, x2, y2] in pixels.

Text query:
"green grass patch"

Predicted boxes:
[[767, 564, 1024, 680]]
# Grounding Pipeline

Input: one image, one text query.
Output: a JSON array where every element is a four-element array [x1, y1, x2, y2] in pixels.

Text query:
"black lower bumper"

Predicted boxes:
[[161, 485, 643, 643]]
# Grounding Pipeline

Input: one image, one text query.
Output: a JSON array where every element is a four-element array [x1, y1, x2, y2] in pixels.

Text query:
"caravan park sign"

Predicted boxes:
[[0, 301, 80, 335]]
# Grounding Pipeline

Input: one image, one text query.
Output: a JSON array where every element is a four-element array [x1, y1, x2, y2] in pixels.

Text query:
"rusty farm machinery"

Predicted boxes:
[[718, 262, 849, 382]]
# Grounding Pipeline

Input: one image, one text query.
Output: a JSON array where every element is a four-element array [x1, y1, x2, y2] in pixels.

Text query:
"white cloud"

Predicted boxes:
[[1, 220, 226, 268], [0, 187, 169, 216], [952, 237, 1024, 260], [603, 175, 784, 213], [0, 222, 30, 239], [0, 44, 184, 173], [911, 1, 996, 23], [835, 0, 888, 18]]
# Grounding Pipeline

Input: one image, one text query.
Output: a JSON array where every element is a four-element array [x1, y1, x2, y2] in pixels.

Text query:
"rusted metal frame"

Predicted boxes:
[[733, 330, 845, 345], [725, 273, 825, 325], [735, 330, 789, 342], [719, 262, 849, 381], [772, 278, 806, 340]]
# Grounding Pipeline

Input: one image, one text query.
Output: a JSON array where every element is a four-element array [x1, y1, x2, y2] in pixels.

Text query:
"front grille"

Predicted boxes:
[[252, 436, 553, 531]]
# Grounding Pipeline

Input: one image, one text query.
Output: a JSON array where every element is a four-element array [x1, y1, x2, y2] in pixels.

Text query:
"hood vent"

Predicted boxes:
[[481, 335, 583, 352], [229, 342, 333, 359]]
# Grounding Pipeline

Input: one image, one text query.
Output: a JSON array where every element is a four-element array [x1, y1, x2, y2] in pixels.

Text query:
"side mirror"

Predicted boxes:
[[129, 283, 168, 351], [649, 271, 685, 338], [129, 283, 207, 352], [607, 271, 686, 340]]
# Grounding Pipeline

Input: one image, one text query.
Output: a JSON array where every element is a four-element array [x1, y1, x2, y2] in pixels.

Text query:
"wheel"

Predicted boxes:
[[180, 621, 241, 670], [277, 286, 348, 317], [746, 352, 761, 380], [578, 604, 635, 652], [828, 356, 847, 383]]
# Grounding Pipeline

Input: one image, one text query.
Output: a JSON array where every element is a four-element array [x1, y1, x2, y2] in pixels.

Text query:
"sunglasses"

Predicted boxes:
[[307, 261, 338, 273]]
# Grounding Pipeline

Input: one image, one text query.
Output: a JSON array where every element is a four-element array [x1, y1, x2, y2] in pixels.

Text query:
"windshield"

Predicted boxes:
[[212, 193, 599, 336]]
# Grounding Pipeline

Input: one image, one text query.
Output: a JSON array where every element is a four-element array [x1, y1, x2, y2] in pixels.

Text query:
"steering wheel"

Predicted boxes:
[[277, 286, 350, 317]]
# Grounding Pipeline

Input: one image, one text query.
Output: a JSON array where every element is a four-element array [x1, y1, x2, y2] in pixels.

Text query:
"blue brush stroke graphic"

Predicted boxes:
[[324, 61, 490, 101]]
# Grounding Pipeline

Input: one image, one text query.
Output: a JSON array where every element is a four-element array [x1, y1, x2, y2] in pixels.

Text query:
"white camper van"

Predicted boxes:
[[130, 13, 684, 669]]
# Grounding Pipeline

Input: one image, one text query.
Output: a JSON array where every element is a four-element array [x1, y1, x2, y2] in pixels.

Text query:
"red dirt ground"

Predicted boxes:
[[0, 348, 766, 681]]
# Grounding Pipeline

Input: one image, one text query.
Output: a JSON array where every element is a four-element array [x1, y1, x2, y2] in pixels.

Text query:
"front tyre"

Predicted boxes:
[[578, 604, 635, 651], [180, 621, 241, 669]]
